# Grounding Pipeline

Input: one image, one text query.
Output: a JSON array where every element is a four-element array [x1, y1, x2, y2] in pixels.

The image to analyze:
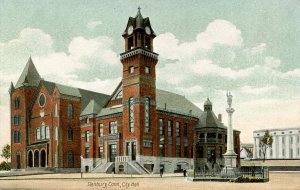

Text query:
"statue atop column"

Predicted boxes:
[[227, 91, 233, 108]]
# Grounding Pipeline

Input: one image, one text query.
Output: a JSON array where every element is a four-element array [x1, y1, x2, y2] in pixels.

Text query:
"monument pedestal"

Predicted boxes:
[[221, 153, 240, 178]]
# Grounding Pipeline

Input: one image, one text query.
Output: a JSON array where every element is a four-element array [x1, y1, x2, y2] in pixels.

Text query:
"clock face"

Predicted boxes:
[[145, 26, 151, 35], [128, 26, 133, 35]]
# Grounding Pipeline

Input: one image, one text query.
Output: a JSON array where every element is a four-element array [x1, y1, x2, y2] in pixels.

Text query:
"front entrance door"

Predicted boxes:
[[131, 142, 136, 161], [16, 152, 21, 169], [207, 146, 216, 163], [109, 144, 117, 162]]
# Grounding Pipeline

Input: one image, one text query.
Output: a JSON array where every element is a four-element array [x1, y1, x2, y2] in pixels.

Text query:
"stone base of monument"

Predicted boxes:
[[220, 154, 240, 178], [220, 167, 240, 178]]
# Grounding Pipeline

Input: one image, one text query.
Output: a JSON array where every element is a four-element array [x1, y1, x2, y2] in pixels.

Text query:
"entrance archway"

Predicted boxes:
[[27, 151, 33, 167], [34, 150, 39, 167], [40, 149, 46, 167]]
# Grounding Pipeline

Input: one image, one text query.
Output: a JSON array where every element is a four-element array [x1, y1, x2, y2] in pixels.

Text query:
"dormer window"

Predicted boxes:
[[129, 66, 134, 74]]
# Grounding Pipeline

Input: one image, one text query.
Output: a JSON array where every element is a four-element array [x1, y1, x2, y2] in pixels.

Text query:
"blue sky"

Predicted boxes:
[[0, 0, 300, 159]]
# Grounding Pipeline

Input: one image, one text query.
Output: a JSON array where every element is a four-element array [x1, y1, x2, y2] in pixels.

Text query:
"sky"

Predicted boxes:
[[0, 0, 300, 160]]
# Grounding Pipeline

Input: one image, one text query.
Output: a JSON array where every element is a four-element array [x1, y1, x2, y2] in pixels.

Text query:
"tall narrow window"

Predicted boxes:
[[109, 121, 117, 134], [282, 137, 285, 144], [85, 147, 89, 158], [85, 131, 90, 143], [55, 127, 58, 141], [67, 104, 73, 118], [36, 128, 40, 140], [129, 97, 134, 133], [184, 146, 188, 157], [67, 151, 74, 168], [168, 120, 173, 144], [98, 146, 103, 159], [14, 97, 20, 109], [176, 122, 180, 146], [14, 115, 21, 126], [176, 145, 181, 157], [54, 104, 58, 117], [159, 119, 164, 136], [144, 97, 150, 132], [184, 123, 188, 138], [41, 123, 45, 139], [14, 131, 21, 143], [99, 124, 103, 137], [68, 127, 73, 141], [46, 126, 50, 139], [290, 136, 293, 144]]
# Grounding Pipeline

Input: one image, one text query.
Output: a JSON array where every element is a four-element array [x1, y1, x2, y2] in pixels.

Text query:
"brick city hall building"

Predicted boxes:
[[9, 9, 240, 173]]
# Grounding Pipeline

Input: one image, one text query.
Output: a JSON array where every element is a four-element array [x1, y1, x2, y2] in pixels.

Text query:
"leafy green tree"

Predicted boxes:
[[260, 130, 273, 162], [1, 144, 11, 165]]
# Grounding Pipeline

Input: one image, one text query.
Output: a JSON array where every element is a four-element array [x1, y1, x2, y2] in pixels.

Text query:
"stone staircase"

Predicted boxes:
[[128, 161, 150, 174], [92, 162, 114, 173]]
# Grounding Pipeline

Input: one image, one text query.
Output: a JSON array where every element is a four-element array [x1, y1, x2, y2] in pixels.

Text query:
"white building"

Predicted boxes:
[[253, 127, 300, 159]]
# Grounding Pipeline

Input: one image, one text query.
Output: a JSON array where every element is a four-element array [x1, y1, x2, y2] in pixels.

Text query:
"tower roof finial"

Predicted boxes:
[[136, 6, 142, 18]]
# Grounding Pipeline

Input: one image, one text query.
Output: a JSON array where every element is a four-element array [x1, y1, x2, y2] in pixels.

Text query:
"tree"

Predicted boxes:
[[1, 144, 11, 165], [259, 130, 273, 162]]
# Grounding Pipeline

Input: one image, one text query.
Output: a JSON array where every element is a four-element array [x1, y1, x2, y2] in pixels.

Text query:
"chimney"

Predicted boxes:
[[218, 114, 222, 122]]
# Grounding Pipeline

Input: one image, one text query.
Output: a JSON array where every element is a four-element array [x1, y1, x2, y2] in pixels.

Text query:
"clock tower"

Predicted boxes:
[[120, 7, 159, 159]]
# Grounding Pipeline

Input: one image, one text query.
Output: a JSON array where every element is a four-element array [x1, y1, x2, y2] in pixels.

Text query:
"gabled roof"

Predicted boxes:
[[15, 57, 41, 88], [81, 99, 101, 116]]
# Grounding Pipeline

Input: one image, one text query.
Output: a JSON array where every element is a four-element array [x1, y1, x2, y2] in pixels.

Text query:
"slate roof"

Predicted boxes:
[[81, 99, 101, 116], [156, 89, 203, 117], [123, 8, 155, 36], [98, 107, 123, 117], [198, 111, 226, 129], [15, 57, 41, 88]]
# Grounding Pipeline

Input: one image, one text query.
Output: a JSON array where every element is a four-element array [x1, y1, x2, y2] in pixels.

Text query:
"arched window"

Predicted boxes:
[[67, 104, 73, 118], [14, 97, 20, 109], [67, 151, 74, 168], [68, 127, 73, 141], [129, 97, 134, 133]]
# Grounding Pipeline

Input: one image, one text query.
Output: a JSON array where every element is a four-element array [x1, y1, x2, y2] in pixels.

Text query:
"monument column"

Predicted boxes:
[[221, 92, 239, 178]]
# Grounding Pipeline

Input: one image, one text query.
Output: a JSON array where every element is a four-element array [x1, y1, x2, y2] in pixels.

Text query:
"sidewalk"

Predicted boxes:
[[0, 172, 185, 180]]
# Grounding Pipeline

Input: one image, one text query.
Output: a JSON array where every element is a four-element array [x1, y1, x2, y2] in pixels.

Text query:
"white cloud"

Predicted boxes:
[[87, 20, 102, 30], [175, 85, 203, 95], [240, 85, 278, 95], [196, 19, 243, 49], [192, 59, 256, 79], [155, 19, 243, 60]]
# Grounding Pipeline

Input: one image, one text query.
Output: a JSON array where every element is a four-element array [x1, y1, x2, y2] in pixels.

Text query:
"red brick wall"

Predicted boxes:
[[156, 113, 198, 158], [11, 86, 37, 169]]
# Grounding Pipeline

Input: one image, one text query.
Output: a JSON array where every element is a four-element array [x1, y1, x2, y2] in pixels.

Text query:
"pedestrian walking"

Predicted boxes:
[[183, 169, 187, 177], [160, 166, 164, 177]]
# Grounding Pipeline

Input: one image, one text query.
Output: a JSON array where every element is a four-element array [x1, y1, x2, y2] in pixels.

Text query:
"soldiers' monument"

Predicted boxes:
[[221, 92, 240, 178]]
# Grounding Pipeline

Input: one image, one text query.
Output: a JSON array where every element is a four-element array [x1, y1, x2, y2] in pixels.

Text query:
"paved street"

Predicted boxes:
[[0, 172, 299, 190]]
